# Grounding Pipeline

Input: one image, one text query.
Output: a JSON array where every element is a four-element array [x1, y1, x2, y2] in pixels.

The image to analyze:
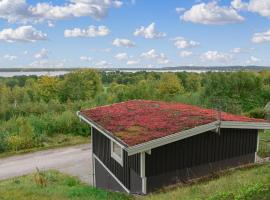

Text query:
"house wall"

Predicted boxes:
[[92, 127, 141, 193], [145, 128, 258, 192]]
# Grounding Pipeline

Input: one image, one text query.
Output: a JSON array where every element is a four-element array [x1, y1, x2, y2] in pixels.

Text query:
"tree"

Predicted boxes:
[[37, 76, 59, 102], [185, 73, 202, 92], [58, 69, 102, 102], [158, 73, 184, 98]]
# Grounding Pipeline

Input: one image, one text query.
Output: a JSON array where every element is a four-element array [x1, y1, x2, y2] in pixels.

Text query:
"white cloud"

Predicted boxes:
[[0, 26, 47, 42], [3, 54, 17, 61], [141, 49, 169, 64], [47, 21, 55, 28], [246, 56, 260, 64], [252, 29, 270, 43], [115, 52, 128, 60], [173, 37, 200, 49], [127, 59, 140, 65], [80, 56, 92, 62], [175, 7, 185, 14], [230, 47, 251, 54], [134, 23, 166, 39], [95, 60, 109, 67], [181, 2, 244, 25], [0, 0, 123, 24], [201, 51, 232, 62], [0, 0, 31, 23], [232, 0, 270, 19], [248, 0, 270, 19], [64, 26, 110, 38], [231, 0, 248, 10], [231, 47, 243, 53], [35, 48, 49, 59], [30, 59, 49, 67], [179, 51, 193, 58], [112, 38, 135, 47]]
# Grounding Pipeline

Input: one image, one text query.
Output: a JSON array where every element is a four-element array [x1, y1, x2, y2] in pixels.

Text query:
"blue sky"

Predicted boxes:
[[0, 0, 270, 68]]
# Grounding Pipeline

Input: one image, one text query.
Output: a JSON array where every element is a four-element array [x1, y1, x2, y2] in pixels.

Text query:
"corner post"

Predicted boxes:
[[140, 152, 147, 194], [91, 126, 96, 186], [255, 130, 260, 163]]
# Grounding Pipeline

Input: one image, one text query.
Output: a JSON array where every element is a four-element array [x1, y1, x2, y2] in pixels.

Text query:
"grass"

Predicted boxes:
[[0, 134, 89, 159], [0, 171, 131, 200], [0, 163, 270, 200], [141, 163, 270, 200], [258, 130, 270, 158]]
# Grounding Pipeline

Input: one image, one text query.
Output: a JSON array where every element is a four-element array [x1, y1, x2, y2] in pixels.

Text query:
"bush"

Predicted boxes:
[[247, 108, 266, 119]]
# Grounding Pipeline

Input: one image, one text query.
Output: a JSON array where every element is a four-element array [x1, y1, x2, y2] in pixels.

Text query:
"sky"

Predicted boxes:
[[0, 0, 270, 68]]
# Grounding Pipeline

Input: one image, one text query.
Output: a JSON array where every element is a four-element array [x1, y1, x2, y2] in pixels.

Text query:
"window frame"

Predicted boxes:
[[110, 140, 123, 166]]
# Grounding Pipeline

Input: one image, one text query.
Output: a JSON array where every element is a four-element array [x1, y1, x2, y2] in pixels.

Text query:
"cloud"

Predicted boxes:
[[134, 23, 166, 39], [0, 0, 123, 24], [201, 51, 232, 62], [248, 0, 270, 19], [231, 0, 248, 10], [173, 37, 200, 49], [252, 29, 270, 43], [112, 38, 135, 47], [0, 26, 47, 42], [175, 7, 185, 14], [64, 26, 110, 38], [127, 59, 140, 65], [179, 51, 193, 58], [141, 49, 169, 64], [181, 2, 244, 25], [3, 54, 17, 61], [80, 56, 92, 62], [30, 59, 49, 67], [95, 60, 110, 67], [115, 52, 128, 60], [232, 0, 270, 19], [246, 56, 260, 64], [35, 48, 49, 59], [230, 47, 251, 53]]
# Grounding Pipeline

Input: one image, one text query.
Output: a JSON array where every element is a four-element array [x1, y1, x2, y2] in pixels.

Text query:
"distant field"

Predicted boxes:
[[1, 163, 270, 200]]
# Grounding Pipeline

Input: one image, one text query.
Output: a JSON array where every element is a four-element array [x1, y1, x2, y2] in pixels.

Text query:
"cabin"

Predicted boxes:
[[77, 100, 270, 194]]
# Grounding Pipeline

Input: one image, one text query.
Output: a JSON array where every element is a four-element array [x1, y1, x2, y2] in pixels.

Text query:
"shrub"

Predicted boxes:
[[247, 108, 266, 119]]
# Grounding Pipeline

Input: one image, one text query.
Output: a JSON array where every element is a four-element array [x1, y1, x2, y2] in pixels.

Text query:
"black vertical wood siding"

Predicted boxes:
[[92, 127, 141, 190], [145, 128, 258, 177]]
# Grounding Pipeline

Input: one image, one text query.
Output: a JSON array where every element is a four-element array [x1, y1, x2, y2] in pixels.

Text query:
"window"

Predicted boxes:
[[111, 140, 123, 166]]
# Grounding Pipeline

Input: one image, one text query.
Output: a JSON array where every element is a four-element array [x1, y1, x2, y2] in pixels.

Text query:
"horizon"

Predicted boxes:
[[0, 0, 270, 68]]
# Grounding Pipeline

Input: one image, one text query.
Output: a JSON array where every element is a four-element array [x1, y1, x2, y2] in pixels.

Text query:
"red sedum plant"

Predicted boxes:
[[81, 100, 266, 146]]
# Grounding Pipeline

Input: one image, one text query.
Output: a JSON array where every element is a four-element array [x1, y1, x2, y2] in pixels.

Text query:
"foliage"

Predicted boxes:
[[1, 70, 270, 154]]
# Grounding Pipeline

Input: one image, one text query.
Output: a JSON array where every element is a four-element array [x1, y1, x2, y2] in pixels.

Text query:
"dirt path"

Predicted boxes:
[[0, 144, 92, 184]]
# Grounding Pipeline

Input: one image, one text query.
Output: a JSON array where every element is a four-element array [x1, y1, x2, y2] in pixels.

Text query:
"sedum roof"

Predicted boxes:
[[80, 100, 266, 146]]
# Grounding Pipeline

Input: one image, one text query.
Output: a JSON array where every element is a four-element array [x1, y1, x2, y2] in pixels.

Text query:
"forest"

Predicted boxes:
[[0, 69, 270, 154]]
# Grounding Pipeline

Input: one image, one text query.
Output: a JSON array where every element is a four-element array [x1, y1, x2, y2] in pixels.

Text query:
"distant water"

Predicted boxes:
[[0, 71, 70, 77], [0, 69, 211, 77]]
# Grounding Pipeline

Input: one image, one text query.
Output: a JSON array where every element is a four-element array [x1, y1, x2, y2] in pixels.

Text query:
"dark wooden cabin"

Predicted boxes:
[[77, 100, 270, 194]]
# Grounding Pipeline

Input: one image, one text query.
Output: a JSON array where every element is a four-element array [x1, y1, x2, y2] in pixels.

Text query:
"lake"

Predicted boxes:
[[0, 69, 212, 77], [0, 71, 70, 77]]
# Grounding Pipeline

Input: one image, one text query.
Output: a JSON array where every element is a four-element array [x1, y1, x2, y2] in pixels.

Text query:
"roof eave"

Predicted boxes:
[[125, 120, 270, 156], [77, 111, 128, 149], [220, 121, 270, 129]]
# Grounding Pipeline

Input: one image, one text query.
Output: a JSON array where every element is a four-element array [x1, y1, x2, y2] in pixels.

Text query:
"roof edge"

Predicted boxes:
[[126, 121, 219, 156], [125, 120, 270, 156], [220, 121, 270, 129], [77, 111, 128, 148]]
